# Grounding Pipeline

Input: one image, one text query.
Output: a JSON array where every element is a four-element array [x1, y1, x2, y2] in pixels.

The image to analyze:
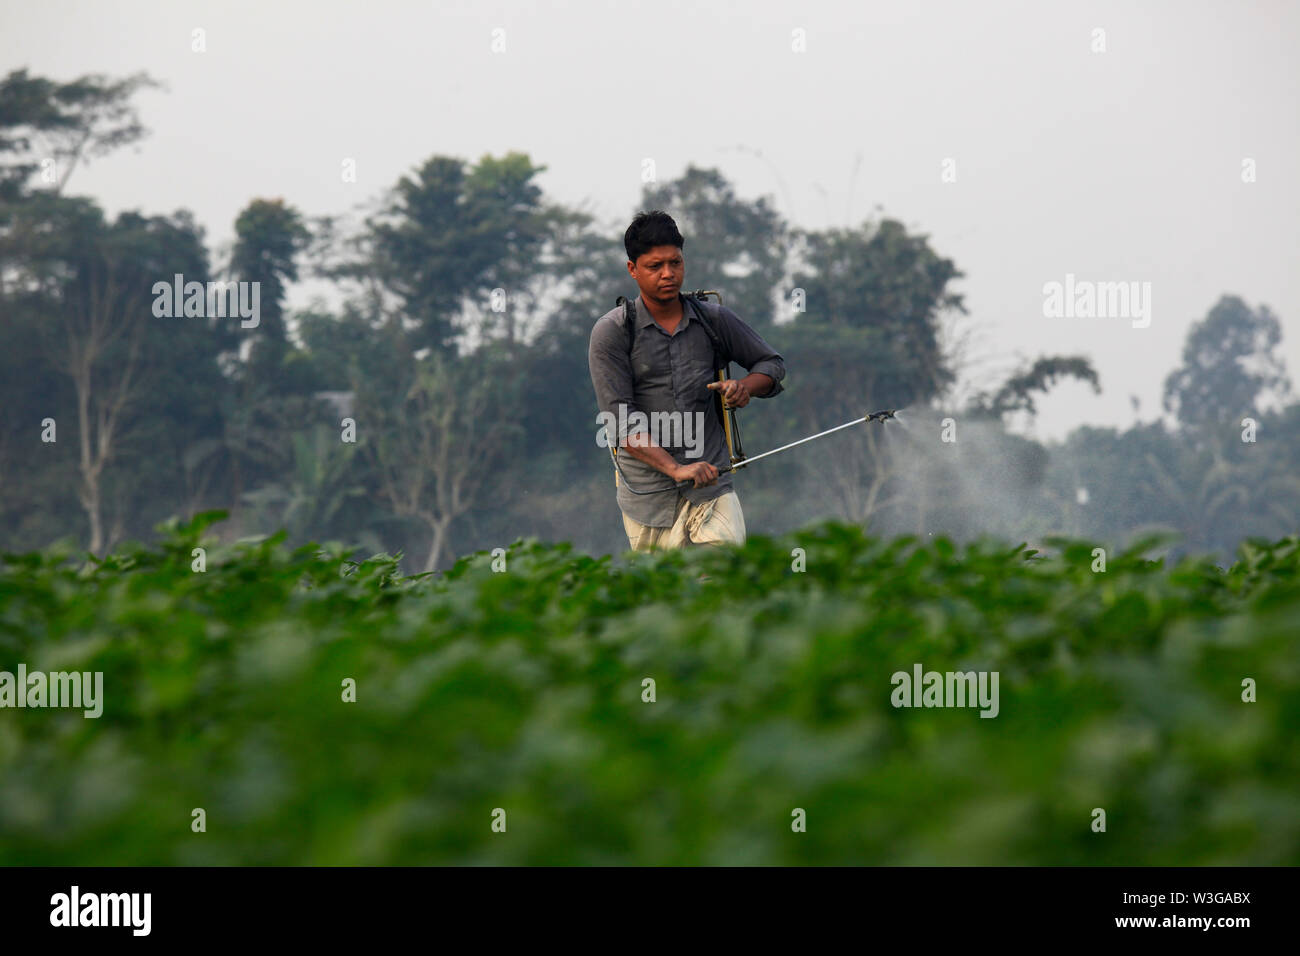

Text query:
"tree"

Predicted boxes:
[[1140, 448, 1248, 554], [789, 218, 963, 407], [458, 153, 559, 348], [357, 346, 522, 572], [230, 198, 310, 378], [775, 218, 966, 529], [42, 209, 210, 552], [1163, 295, 1290, 436], [0, 68, 160, 199], [239, 422, 368, 546], [513, 203, 626, 461], [0, 70, 231, 553], [338, 152, 553, 352], [970, 356, 1100, 419], [1, 195, 214, 553], [640, 165, 790, 333], [1044, 424, 1185, 543]]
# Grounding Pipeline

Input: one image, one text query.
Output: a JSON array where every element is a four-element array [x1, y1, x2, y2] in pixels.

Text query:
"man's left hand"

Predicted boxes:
[[707, 379, 751, 409]]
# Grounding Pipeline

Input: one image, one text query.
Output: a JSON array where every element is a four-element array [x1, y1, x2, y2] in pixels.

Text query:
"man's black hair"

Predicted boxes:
[[624, 210, 685, 264]]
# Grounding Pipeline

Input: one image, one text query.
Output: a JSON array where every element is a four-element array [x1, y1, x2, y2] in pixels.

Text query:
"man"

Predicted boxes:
[[588, 210, 786, 552]]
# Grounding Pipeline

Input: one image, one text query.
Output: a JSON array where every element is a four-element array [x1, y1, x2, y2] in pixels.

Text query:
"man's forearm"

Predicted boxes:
[[740, 372, 774, 397], [622, 432, 680, 478]]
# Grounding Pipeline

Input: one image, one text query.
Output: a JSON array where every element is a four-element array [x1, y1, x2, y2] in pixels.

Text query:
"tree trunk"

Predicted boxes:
[[74, 367, 104, 554], [422, 516, 451, 574], [79, 475, 104, 554]]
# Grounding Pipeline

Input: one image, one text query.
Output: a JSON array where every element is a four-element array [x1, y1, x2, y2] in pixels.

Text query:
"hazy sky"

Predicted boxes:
[[3, 0, 1296, 441]]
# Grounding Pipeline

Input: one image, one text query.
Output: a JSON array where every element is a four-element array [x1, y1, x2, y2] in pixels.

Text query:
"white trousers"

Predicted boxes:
[[621, 490, 747, 552]]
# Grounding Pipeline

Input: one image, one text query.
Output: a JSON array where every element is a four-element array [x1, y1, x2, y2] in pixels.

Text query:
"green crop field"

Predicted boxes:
[[1, 512, 1296, 865]]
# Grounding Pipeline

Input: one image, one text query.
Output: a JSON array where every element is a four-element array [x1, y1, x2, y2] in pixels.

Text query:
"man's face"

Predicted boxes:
[[628, 245, 685, 304]]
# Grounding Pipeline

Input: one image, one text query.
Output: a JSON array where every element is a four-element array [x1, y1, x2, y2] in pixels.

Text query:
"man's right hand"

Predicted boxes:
[[674, 461, 719, 487]]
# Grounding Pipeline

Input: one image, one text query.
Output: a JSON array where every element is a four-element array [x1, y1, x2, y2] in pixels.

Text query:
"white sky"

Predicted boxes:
[[3, 0, 1297, 441]]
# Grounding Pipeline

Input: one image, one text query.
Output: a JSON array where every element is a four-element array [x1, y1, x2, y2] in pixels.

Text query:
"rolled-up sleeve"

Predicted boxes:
[[717, 306, 786, 398], [588, 316, 640, 444]]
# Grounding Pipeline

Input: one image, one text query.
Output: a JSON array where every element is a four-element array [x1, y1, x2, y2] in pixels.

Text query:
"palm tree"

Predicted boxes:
[[240, 423, 367, 543]]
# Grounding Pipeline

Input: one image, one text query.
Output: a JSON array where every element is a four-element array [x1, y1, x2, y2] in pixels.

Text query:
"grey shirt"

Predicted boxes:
[[588, 293, 786, 526]]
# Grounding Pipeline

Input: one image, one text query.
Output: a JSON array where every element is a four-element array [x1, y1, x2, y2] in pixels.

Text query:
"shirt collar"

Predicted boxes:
[[636, 292, 693, 330]]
